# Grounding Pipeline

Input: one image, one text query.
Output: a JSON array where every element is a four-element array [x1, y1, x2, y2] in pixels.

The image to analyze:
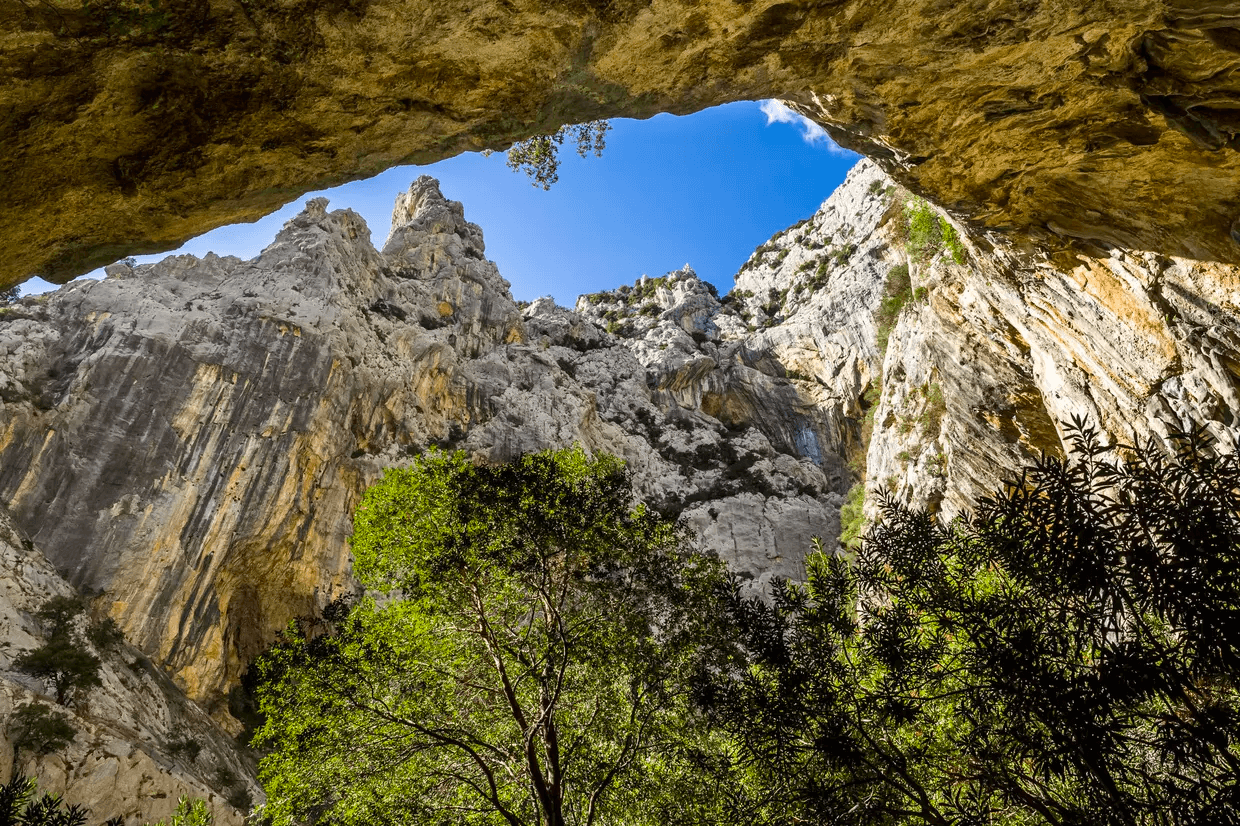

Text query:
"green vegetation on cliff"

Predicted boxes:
[[13, 596, 110, 707]]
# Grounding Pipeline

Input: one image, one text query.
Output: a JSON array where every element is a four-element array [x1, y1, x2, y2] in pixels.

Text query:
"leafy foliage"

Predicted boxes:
[[8, 702, 76, 756], [255, 447, 736, 826], [13, 597, 115, 707], [837, 483, 866, 551], [506, 121, 611, 190], [0, 774, 122, 826], [85, 618, 124, 653], [903, 198, 965, 265], [699, 419, 1240, 826], [142, 798, 213, 826], [166, 734, 202, 763], [14, 640, 101, 708], [875, 263, 912, 354]]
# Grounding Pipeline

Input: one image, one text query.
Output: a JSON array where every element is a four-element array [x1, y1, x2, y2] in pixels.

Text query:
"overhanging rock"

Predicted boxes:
[[4, 0, 1240, 285]]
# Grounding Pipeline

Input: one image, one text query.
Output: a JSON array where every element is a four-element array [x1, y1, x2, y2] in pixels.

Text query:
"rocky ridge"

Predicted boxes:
[[0, 169, 896, 722], [4, 158, 1240, 818], [864, 197, 1240, 521]]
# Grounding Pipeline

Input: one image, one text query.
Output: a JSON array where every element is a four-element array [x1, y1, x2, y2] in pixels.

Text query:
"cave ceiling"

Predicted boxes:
[[3, 0, 1240, 287]]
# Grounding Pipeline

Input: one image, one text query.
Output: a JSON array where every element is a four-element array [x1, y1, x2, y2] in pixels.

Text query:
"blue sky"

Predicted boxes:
[[22, 101, 859, 303]]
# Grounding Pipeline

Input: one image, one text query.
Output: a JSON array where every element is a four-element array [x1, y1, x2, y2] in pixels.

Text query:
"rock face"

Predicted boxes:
[[3, 158, 1240, 821], [6, 0, 1240, 284], [0, 507, 256, 824], [0, 174, 887, 711], [867, 214, 1240, 520]]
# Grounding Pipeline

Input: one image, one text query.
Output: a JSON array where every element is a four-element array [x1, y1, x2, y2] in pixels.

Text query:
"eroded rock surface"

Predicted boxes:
[[867, 218, 1240, 519], [6, 0, 1240, 284], [0, 507, 256, 824], [0, 176, 879, 709], [3, 162, 1240, 820]]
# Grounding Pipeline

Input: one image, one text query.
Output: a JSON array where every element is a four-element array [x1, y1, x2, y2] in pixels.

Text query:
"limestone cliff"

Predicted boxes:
[[0, 176, 867, 712], [4, 156, 1240, 821], [706, 160, 1240, 524], [0, 507, 256, 824], [5, 0, 1240, 284], [867, 212, 1240, 519]]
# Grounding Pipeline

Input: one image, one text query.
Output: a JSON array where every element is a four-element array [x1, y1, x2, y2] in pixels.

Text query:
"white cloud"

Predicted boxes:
[[759, 100, 849, 154]]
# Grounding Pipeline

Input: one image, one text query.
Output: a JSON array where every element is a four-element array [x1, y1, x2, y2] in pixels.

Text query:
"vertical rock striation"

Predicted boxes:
[[3, 158, 1239, 767], [0, 175, 886, 710], [0, 506, 256, 823]]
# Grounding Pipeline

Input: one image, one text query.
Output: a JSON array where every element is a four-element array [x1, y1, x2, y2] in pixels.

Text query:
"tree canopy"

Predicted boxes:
[[698, 419, 1240, 826], [14, 596, 107, 707], [505, 122, 611, 190], [254, 447, 736, 826]]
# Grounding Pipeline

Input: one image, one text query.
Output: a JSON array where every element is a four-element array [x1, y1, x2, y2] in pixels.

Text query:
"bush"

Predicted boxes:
[[9, 702, 76, 756], [167, 735, 202, 763], [903, 198, 967, 265], [144, 797, 213, 826], [0, 774, 122, 826], [874, 263, 912, 354], [940, 217, 966, 264], [905, 197, 942, 263], [837, 482, 866, 550], [918, 382, 946, 433]]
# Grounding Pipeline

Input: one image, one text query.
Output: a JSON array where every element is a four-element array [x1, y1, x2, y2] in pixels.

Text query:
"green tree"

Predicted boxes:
[[8, 702, 76, 757], [86, 617, 124, 653], [505, 121, 611, 190], [700, 419, 1240, 826], [14, 597, 103, 707], [0, 773, 122, 826], [254, 447, 735, 826], [14, 638, 101, 707]]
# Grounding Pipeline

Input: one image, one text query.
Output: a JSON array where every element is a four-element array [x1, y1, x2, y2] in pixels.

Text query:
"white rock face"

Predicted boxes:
[[3, 157, 1239, 822], [0, 173, 888, 716], [862, 175, 1240, 521], [0, 507, 255, 824]]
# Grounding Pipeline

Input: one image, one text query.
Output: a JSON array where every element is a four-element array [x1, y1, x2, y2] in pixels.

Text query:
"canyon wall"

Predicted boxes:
[[3, 159, 1239, 818], [5, 0, 1240, 284], [0, 507, 255, 824], [0, 175, 878, 712]]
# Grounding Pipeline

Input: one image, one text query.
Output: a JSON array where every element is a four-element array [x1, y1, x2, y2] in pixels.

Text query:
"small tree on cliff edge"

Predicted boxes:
[[505, 121, 611, 190], [254, 446, 739, 826], [14, 596, 103, 707]]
